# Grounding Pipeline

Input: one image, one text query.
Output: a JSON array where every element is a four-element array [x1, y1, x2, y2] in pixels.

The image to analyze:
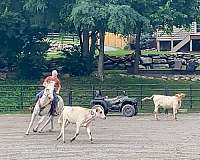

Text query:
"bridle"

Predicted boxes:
[[38, 90, 53, 110]]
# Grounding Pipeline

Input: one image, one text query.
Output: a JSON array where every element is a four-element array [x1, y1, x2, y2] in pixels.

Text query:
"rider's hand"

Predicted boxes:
[[56, 91, 59, 94]]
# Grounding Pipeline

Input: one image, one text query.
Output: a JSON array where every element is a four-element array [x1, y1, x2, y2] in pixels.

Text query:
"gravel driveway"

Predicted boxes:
[[0, 113, 200, 160]]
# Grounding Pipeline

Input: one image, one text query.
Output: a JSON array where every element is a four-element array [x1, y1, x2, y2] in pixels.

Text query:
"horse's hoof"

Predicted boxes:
[[33, 128, 37, 132], [25, 132, 29, 135]]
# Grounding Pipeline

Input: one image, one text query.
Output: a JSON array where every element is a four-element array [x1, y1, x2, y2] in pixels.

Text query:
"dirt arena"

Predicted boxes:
[[1, 113, 200, 160]]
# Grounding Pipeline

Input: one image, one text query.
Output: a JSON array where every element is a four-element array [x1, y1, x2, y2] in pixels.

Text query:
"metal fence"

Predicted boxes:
[[0, 84, 200, 113]]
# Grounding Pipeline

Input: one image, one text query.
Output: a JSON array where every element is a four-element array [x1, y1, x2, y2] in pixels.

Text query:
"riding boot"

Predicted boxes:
[[50, 102, 58, 116]]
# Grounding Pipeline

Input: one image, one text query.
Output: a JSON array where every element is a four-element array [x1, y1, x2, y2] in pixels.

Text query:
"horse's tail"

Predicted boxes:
[[142, 95, 154, 102]]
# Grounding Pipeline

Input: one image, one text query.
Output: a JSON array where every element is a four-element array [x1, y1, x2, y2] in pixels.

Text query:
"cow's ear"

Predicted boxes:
[[175, 94, 179, 97]]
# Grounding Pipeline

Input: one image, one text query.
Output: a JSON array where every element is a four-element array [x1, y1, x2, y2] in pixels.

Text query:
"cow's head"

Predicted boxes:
[[92, 105, 106, 119], [175, 93, 186, 101]]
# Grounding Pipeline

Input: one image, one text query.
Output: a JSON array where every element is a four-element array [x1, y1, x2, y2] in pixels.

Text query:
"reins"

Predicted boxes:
[[38, 93, 52, 110]]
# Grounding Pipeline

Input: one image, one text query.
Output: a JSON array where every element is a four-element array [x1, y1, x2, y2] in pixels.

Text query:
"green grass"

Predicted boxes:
[[1, 71, 200, 113], [46, 51, 64, 60], [105, 48, 171, 57], [141, 50, 169, 55], [105, 48, 131, 57]]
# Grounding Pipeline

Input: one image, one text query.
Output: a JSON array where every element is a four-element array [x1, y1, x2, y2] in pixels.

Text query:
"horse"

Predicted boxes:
[[25, 81, 64, 135]]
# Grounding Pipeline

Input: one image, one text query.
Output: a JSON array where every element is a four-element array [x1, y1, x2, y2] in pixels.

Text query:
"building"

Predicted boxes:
[[156, 22, 200, 52]]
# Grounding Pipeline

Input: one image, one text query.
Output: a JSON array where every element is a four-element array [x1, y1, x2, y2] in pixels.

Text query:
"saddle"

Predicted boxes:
[[39, 95, 60, 116]]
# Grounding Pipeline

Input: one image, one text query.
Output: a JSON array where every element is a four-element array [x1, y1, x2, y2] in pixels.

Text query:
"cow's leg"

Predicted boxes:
[[38, 116, 52, 132], [57, 117, 68, 143], [33, 116, 45, 132], [86, 125, 93, 143], [57, 120, 69, 142], [25, 110, 38, 135], [173, 108, 177, 120], [154, 105, 159, 120], [58, 112, 63, 128], [70, 123, 81, 142]]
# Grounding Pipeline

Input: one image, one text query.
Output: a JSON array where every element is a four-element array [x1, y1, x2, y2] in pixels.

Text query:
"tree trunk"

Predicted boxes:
[[132, 24, 142, 74], [78, 28, 83, 53], [98, 31, 105, 81], [82, 31, 89, 56], [90, 31, 97, 55]]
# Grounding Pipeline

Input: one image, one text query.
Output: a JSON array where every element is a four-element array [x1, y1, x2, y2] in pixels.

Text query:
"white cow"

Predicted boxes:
[[56, 105, 106, 143], [142, 93, 185, 120]]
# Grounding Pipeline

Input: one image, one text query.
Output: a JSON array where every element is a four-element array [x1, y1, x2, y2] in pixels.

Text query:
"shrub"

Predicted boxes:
[[61, 46, 95, 76], [15, 26, 49, 79], [17, 53, 47, 80], [140, 33, 155, 50]]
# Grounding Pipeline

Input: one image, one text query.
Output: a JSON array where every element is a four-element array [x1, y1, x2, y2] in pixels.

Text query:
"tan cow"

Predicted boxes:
[[142, 93, 185, 120], [56, 105, 106, 143]]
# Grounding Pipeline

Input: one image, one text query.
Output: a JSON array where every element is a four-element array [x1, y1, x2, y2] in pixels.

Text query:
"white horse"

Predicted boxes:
[[25, 81, 64, 135]]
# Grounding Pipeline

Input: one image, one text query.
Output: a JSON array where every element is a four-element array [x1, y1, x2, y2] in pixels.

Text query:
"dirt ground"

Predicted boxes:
[[1, 113, 200, 160]]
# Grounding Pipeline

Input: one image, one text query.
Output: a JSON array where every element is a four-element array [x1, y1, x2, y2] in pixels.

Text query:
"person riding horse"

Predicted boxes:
[[36, 70, 61, 116]]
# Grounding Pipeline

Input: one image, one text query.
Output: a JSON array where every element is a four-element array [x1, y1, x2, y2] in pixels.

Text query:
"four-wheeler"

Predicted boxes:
[[90, 90, 138, 117]]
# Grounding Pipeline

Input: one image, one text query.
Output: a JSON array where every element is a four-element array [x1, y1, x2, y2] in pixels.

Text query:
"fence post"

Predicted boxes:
[[67, 89, 72, 106], [189, 84, 192, 109], [164, 85, 169, 96], [140, 84, 143, 109], [20, 86, 24, 110], [92, 85, 95, 99]]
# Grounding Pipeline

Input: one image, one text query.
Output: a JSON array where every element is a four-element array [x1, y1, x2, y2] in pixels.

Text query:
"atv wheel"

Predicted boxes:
[[92, 104, 108, 115], [122, 104, 136, 117]]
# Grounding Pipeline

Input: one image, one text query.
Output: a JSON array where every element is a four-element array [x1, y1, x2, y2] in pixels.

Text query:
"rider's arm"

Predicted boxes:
[[56, 79, 61, 94], [42, 76, 50, 87]]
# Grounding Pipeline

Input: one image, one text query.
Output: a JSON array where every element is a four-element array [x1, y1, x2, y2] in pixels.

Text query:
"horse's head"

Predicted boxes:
[[43, 81, 55, 101]]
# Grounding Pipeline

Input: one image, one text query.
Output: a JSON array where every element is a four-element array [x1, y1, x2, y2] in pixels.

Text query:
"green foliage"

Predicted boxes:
[[16, 27, 49, 79], [140, 33, 155, 49], [17, 53, 47, 80], [61, 46, 95, 76], [71, 0, 108, 32], [0, 8, 27, 68], [150, 0, 200, 32], [107, 4, 135, 34]]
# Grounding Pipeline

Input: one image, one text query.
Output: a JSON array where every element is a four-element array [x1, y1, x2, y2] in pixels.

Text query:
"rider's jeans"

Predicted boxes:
[[36, 90, 58, 112]]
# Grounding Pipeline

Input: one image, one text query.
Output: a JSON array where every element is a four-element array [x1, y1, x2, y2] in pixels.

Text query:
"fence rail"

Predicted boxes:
[[0, 84, 200, 113]]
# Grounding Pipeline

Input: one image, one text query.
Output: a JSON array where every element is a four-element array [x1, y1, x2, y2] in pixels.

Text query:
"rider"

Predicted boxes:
[[36, 70, 61, 116]]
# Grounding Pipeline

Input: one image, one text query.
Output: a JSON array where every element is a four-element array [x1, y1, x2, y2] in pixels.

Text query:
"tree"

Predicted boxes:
[[0, 1, 27, 69], [0, 0, 50, 79], [109, 0, 200, 74], [71, 0, 109, 79]]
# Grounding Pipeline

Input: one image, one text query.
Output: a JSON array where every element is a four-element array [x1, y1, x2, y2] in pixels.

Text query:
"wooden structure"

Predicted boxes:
[[156, 22, 200, 52], [104, 32, 129, 49]]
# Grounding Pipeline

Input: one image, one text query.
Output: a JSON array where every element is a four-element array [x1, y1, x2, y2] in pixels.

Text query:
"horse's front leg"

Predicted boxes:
[[38, 116, 52, 133], [33, 116, 46, 132], [50, 116, 54, 131], [25, 110, 37, 135]]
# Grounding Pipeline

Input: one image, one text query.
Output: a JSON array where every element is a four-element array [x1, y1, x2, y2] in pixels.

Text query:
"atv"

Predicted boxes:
[[90, 90, 138, 117]]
